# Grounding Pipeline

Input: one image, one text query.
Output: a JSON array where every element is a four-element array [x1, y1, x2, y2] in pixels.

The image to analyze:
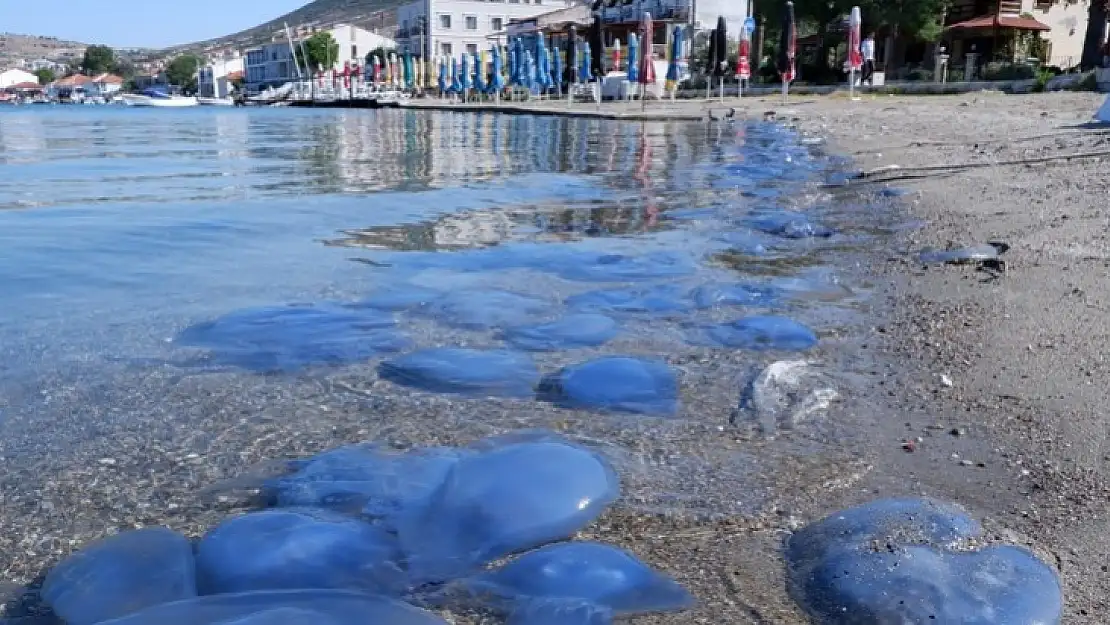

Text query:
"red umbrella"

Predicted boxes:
[[639, 12, 656, 86], [343, 62, 351, 89]]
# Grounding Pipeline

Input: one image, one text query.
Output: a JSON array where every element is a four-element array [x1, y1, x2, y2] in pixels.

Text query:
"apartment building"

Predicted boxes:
[[244, 24, 396, 91], [396, 0, 579, 58], [198, 51, 245, 98]]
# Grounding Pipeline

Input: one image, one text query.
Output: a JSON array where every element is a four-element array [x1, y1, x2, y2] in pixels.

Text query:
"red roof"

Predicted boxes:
[[9, 81, 42, 90], [54, 74, 93, 86], [93, 73, 124, 84], [947, 14, 1051, 31]]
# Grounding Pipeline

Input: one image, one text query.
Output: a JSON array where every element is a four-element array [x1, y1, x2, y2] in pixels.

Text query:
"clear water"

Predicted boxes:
[[0, 106, 891, 519]]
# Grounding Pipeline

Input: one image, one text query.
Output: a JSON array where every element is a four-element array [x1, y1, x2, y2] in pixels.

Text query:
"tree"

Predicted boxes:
[[33, 68, 55, 84], [296, 32, 340, 73], [81, 44, 116, 74], [1080, 0, 1108, 70], [165, 54, 201, 92]]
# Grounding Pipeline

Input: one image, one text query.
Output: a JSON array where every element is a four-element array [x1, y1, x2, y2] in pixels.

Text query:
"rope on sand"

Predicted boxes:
[[847, 147, 1110, 184]]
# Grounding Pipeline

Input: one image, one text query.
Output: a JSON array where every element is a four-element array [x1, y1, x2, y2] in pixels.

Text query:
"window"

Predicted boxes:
[[439, 14, 452, 28], [490, 17, 503, 31], [466, 43, 479, 54], [440, 42, 453, 55], [465, 15, 478, 30]]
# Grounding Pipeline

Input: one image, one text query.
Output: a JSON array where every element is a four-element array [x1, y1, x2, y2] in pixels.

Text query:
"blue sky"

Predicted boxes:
[[2, 0, 309, 48]]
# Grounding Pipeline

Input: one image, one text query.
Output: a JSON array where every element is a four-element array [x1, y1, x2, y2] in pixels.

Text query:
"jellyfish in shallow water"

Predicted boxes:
[[264, 444, 466, 517], [538, 356, 679, 416], [41, 527, 197, 625], [378, 348, 541, 398], [398, 437, 620, 583], [499, 314, 619, 351], [93, 589, 449, 625], [702, 315, 818, 351], [462, 542, 694, 617], [194, 508, 404, 596], [785, 498, 1063, 625]]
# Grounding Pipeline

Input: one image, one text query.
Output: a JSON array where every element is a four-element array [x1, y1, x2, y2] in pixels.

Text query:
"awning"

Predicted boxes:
[[946, 14, 1051, 31]]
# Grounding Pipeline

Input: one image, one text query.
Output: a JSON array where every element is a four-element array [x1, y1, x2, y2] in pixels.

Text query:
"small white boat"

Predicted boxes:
[[197, 97, 236, 106], [121, 88, 198, 108]]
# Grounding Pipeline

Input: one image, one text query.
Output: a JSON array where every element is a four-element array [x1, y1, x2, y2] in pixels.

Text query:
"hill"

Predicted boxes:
[[0, 33, 88, 68], [162, 0, 401, 56]]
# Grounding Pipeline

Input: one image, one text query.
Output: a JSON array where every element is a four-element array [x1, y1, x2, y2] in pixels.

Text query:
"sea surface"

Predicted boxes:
[[0, 105, 897, 505]]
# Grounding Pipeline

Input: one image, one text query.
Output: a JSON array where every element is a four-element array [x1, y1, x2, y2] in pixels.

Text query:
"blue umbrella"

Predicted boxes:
[[536, 35, 551, 90], [438, 57, 447, 93], [491, 46, 506, 93], [666, 26, 683, 81], [627, 33, 639, 83], [461, 53, 473, 94], [580, 41, 593, 82], [473, 52, 486, 93], [522, 50, 535, 92], [450, 56, 460, 93], [552, 47, 564, 94], [514, 38, 528, 85]]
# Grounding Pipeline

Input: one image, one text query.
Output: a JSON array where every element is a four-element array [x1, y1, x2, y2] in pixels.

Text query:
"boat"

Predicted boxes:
[[121, 88, 198, 108], [197, 97, 236, 106]]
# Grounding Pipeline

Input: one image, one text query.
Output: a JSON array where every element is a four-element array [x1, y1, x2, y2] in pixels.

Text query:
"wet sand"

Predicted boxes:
[[2, 92, 1107, 623]]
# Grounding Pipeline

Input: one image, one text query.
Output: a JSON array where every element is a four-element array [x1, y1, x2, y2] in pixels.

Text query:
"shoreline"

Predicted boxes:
[[1, 93, 1106, 622]]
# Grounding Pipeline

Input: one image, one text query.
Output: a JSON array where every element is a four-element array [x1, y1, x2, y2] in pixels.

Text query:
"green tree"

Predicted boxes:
[[81, 44, 116, 74], [33, 68, 56, 84], [114, 58, 136, 79], [165, 54, 201, 92], [296, 32, 340, 73], [1080, 0, 1108, 69]]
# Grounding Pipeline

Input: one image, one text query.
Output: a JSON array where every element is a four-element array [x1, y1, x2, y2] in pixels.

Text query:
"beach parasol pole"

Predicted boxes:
[[848, 6, 863, 101]]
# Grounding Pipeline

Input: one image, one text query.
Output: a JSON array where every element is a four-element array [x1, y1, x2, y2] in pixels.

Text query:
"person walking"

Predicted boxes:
[[860, 33, 876, 86]]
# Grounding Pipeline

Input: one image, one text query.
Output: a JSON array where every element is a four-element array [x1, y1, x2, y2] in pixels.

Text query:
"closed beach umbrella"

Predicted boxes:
[[566, 29, 579, 85], [474, 52, 487, 92], [491, 45, 506, 92], [706, 27, 717, 80], [414, 58, 423, 90], [666, 26, 682, 82], [714, 16, 728, 77], [524, 49, 536, 92], [589, 18, 604, 77], [627, 32, 639, 82], [461, 53, 472, 93], [402, 51, 411, 87], [778, 1, 797, 84], [613, 39, 622, 72], [580, 41, 593, 82], [373, 55, 382, 84], [638, 13, 655, 86], [450, 55, 460, 93], [438, 57, 448, 93], [552, 46, 564, 93], [536, 35, 551, 90]]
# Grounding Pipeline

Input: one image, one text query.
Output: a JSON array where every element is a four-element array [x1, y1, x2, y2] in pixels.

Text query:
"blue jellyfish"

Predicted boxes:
[[463, 542, 694, 616], [538, 357, 679, 416], [41, 527, 197, 625], [378, 348, 540, 398], [398, 437, 620, 583], [499, 314, 619, 351], [786, 498, 1064, 624], [703, 315, 818, 351]]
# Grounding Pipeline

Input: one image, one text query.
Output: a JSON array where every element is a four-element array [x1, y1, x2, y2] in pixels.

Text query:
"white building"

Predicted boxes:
[[244, 24, 395, 91], [17, 58, 68, 74], [198, 52, 245, 98], [396, 0, 579, 58], [0, 68, 38, 88]]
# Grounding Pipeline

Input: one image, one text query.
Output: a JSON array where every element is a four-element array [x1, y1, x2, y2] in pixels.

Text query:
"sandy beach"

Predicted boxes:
[[1, 91, 1107, 623]]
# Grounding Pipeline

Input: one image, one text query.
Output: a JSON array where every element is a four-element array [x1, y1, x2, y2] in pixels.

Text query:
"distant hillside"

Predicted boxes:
[[0, 33, 88, 67], [162, 0, 401, 56]]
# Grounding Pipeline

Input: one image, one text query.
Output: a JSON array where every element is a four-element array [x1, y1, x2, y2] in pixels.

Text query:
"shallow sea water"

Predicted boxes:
[[0, 106, 912, 621]]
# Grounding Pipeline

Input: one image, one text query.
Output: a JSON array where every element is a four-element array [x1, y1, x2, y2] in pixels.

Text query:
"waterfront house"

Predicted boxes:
[[395, 0, 578, 58], [0, 68, 38, 89], [244, 25, 396, 92], [47, 74, 91, 101], [88, 74, 124, 99], [198, 51, 245, 98]]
